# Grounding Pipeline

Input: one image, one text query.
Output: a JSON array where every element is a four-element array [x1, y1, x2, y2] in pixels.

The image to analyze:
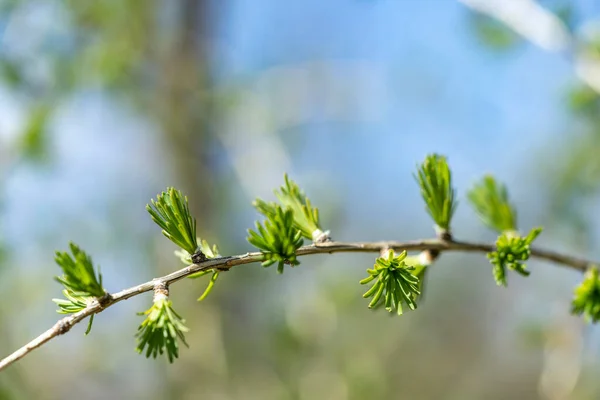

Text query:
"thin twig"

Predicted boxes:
[[0, 238, 594, 372]]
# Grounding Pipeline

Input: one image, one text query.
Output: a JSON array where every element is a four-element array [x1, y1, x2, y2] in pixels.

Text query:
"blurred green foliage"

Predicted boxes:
[[468, 175, 517, 233], [468, 13, 522, 52], [18, 104, 52, 163], [0, 0, 156, 164]]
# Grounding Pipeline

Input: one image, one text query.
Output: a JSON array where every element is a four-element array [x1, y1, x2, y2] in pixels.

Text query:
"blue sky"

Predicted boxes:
[[220, 0, 570, 163], [0, 0, 578, 259], [215, 0, 573, 221]]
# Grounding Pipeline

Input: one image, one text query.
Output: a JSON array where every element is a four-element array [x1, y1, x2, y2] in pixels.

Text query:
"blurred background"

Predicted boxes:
[[1, 0, 600, 398]]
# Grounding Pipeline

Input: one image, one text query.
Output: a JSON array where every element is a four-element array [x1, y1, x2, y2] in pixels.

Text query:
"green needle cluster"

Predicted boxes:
[[487, 228, 542, 286], [468, 175, 516, 233], [254, 174, 328, 242], [247, 205, 303, 273], [147, 187, 199, 256], [53, 242, 105, 334], [468, 175, 543, 286], [54, 242, 105, 298], [136, 294, 189, 363], [415, 154, 457, 233], [572, 267, 600, 323], [360, 250, 420, 315]]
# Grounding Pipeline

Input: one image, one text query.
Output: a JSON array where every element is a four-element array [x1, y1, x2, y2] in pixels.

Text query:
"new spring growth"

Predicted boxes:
[[360, 250, 421, 315], [247, 204, 303, 274], [402, 252, 434, 301], [487, 228, 542, 286], [19, 158, 600, 371], [468, 175, 517, 233], [146, 188, 199, 256], [53, 242, 105, 334], [415, 154, 457, 236], [466, 175, 542, 286], [147, 188, 224, 304], [254, 174, 330, 244], [136, 284, 189, 363], [572, 267, 600, 323]]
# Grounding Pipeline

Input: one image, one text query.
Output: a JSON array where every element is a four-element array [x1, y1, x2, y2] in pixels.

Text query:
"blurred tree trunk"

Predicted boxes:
[[157, 0, 215, 232], [153, 1, 220, 397]]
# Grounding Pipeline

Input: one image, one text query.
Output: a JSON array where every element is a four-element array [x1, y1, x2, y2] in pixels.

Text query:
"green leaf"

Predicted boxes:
[[247, 204, 304, 273], [254, 174, 328, 242], [147, 188, 199, 255], [467, 175, 517, 233], [135, 296, 189, 363], [360, 250, 420, 315], [487, 228, 542, 286], [572, 267, 600, 323], [415, 154, 456, 232]]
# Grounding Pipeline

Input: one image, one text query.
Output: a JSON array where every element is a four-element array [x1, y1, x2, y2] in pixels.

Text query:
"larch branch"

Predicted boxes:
[[0, 237, 593, 372]]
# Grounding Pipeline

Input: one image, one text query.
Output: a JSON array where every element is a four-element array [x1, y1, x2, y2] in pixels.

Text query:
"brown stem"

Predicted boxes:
[[0, 238, 593, 371]]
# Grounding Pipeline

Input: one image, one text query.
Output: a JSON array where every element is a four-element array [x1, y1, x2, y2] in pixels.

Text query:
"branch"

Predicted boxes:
[[0, 237, 593, 372], [457, 0, 600, 93]]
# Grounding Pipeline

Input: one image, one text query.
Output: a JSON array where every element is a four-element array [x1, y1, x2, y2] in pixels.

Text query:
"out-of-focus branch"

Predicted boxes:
[[458, 0, 600, 93], [459, 0, 571, 51], [0, 237, 594, 372]]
